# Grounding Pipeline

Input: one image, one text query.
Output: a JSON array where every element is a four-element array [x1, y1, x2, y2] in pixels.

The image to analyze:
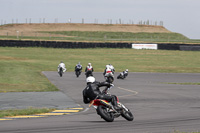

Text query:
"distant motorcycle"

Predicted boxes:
[[117, 72, 128, 79], [85, 70, 93, 78], [89, 86, 134, 122], [104, 73, 114, 83], [58, 67, 64, 77], [75, 68, 82, 77]]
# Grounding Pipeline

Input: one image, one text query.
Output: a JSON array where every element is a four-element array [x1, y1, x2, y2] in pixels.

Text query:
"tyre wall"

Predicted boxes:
[[0, 40, 132, 48]]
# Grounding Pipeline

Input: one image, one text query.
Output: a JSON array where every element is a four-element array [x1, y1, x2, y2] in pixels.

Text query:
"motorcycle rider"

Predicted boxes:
[[123, 69, 128, 78], [57, 61, 66, 73], [109, 64, 115, 74], [118, 69, 128, 79], [75, 62, 82, 72], [85, 63, 94, 77], [103, 65, 114, 83], [82, 76, 120, 111], [103, 64, 115, 75]]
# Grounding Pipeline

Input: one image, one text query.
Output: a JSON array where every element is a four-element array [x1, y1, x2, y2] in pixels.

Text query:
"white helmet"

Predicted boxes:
[[88, 63, 91, 66], [126, 69, 128, 71], [86, 76, 95, 83]]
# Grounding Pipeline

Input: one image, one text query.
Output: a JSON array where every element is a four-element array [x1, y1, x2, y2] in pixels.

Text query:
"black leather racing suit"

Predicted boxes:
[[82, 81, 118, 107]]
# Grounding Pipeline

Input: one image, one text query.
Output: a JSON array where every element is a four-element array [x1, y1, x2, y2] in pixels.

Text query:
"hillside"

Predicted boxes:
[[0, 23, 194, 43], [0, 23, 171, 36]]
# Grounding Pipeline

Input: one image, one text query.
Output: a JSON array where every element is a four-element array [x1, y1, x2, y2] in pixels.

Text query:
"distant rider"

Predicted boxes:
[[82, 76, 120, 111], [85, 63, 94, 77], [109, 64, 115, 74], [123, 69, 128, 78], [57, 61, 66, 73], [120, 69, 128, 79], [75, 62, 82, 72], [103, 65, 114, 83], [103, 64, 115, 76]]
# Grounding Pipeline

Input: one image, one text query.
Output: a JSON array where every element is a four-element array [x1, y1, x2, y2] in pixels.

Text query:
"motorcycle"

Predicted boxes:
[[117, 72, 128, 79], [75, 68, 82, 77], [89, 87, 134, 122], [104, 72, 114, 83], [85, 70, 93, 78], [58, 67, 64, 77]]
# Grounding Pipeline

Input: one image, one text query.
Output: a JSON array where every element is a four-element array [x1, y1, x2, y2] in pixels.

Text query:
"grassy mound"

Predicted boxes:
[[1, 23, 197, 43]]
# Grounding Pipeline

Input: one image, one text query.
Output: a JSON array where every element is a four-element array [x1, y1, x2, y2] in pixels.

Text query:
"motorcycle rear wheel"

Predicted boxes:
[[97, 105, 114, 122], [108, 77, 114, 83], [121, 109, 134, 121]]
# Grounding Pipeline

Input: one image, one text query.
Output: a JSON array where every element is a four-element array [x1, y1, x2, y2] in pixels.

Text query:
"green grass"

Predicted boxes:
[[0, 47, 200, 93], [1, 31, 200, 43], [46, 31, 189, 42], [0, 107, 54, 118]]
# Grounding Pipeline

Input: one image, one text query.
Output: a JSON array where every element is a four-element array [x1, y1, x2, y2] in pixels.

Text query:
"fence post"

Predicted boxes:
[[21, 32, 23, 39], [16, 31, 19, 39], [104, 35, 107, 41], [82, 18, 84, 24]]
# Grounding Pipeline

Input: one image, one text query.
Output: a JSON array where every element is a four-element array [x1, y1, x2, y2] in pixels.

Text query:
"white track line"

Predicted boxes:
[[117, 87, 138, 97]]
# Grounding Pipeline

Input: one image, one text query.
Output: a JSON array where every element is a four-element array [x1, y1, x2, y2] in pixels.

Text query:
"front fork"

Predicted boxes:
[[118, 102, 129, 112]]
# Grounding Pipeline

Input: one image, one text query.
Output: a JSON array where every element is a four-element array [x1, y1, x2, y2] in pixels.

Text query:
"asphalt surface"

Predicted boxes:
[[0, 91, 78, 110], [0, 72, 200, 133]]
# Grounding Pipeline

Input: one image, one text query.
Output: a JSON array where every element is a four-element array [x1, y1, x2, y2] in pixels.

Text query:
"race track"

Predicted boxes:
[[0, 72, 200, 133]]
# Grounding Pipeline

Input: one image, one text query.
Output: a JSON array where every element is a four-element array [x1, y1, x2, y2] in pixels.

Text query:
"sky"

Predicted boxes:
[[1, 0, 200, 39]]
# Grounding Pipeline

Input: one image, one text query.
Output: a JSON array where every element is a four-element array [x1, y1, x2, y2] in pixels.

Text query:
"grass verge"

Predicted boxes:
[[0, 107, 55, 118]]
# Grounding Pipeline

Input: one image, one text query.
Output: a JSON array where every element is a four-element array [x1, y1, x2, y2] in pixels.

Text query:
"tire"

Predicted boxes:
[[86, 71, 92, 78], [76, 71, 79, 77], [97, 105, 114, 122], [121, 109, 134, 121], [59, 68, 63, 77], [117, 75, 121, 79], [108, 77, 114, 83], [117, 75, 124, 79]]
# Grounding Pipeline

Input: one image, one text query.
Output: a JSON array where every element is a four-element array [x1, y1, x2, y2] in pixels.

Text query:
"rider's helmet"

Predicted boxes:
[[88, 63, 91, 66], [61, 61, 63, 63], [86, 76, 95, 84], [77, 62, 81, 67], [106, 65, 109, 69], [126, 69, 128, 72]]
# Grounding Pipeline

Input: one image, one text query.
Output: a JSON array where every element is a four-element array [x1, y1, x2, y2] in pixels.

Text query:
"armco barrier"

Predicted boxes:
[[0, 40, 200, 50]]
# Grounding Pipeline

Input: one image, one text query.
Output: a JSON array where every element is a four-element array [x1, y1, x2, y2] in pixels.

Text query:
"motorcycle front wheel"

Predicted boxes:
[[117, 75, 122, 79], [97, 105, 114, 122], [121, 109, 134, 121], [59, 68, 63, 77], [76, 71, 79, 77]]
